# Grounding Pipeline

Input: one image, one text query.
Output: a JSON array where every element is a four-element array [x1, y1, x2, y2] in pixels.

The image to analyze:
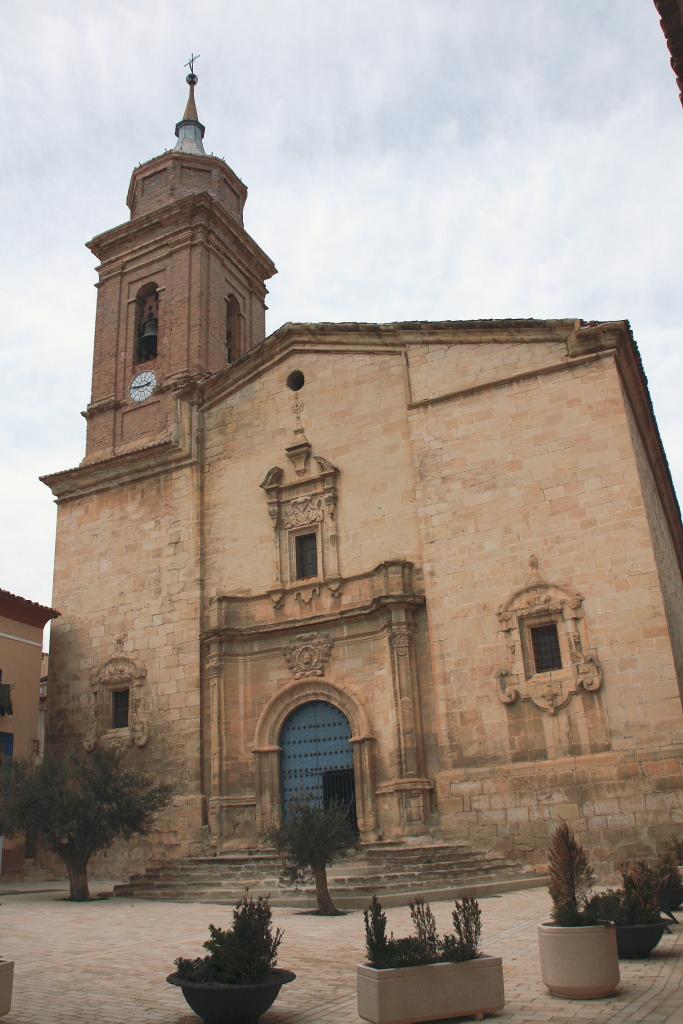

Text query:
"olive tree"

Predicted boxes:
[[267, 800, 357, 915], [0, 746, 172, 900]]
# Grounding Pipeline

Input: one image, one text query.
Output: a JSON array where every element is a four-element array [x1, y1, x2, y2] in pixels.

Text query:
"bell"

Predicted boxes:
[[138, 312, 158, 362], [139, 312, 158, 342]]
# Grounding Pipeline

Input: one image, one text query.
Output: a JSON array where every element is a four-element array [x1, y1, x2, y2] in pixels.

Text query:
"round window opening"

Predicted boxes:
[[286, 370, 305, 391]]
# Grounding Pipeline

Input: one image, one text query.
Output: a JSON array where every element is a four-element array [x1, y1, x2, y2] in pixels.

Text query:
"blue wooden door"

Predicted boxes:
[[280, 701, 356, 828]]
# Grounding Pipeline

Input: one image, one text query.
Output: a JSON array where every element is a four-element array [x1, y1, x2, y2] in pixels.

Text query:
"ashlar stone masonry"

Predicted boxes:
[[42, 74, 683, 876]]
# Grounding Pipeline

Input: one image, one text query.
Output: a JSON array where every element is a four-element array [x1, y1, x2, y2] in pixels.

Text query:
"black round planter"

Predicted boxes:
[[167, 968, 296, 1024], [615, 922, 666, 959]]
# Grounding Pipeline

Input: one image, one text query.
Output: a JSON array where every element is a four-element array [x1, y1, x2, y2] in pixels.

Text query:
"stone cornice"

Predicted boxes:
[[198, 318, 579, 412], [406, 349, 612, 410], [205, 560, 425, 639], [125, 150, 248, 214], [610, 322, 683, 575], [87, 191, 276, 282], [41, 399, 199, 502]]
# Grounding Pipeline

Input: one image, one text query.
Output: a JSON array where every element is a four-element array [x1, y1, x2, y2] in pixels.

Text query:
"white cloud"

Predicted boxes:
[[1, 0, 681, 605]]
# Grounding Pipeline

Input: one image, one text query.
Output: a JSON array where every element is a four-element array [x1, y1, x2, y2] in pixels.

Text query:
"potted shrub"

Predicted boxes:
[[0, 956, 13, 1018], [664, 833, 683, 869], [167, 892, 295, 1024], [357, 894, 504, 1023], [589, 861, 668, 959], [657, 842, 683, 913], [537, 821, 619, 1000]]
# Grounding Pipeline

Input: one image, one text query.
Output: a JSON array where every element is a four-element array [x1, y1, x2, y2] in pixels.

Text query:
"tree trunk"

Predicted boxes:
[[312, 864, 338, 915], [62, 855, 90, 901]]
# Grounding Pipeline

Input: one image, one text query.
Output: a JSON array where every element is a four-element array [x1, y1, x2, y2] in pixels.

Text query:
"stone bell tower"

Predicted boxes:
[[83, 65, 277, 462]]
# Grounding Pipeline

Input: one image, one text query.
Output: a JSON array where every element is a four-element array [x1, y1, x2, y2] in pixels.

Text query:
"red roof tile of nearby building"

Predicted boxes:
[[0, 589, 60, 629]]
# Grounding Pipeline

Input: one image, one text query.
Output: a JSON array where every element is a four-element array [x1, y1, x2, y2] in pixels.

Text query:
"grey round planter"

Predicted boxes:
[[615, 922, 667, 959], [167, 967, 295, 1024]]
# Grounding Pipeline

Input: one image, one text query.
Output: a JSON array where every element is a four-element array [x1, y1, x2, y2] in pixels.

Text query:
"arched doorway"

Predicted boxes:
[[279, 700, 357, 831]]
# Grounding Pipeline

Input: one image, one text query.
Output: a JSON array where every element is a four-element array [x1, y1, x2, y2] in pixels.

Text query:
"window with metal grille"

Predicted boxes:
[[112, 689, 130, 729], [0, 668, 12, 718], [295, 533, 318, 579], [530, 624, 562, 673]]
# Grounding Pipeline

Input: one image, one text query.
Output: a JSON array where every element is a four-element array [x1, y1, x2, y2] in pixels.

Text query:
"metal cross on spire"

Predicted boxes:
[[185, 53, 200, 76], [175, 52, 205, 153]]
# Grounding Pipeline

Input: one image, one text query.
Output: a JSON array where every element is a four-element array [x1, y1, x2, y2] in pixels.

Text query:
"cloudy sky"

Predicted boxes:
[[1, 0, 681, 613]]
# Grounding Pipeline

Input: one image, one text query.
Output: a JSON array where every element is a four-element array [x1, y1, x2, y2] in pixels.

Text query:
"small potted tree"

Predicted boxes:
[[537, 820, 619, 999], [357, 894, 504, 1023], [168, 891, 295, 1024], [267, 799, 357, 915], [589, 861, 667, 959]]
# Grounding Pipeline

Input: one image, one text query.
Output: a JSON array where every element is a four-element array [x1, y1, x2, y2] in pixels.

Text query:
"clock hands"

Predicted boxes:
[[129, 371, 157, 402]]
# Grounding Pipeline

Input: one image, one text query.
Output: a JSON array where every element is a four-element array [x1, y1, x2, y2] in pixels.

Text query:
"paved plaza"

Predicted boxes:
[[1, 884, 682, 1024]]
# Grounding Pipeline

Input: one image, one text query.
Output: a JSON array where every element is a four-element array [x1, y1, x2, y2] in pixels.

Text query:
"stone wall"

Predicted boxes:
[[202, 347, 422, 595], [44, 320, 683, 876], [47, 461, 205, 871], [408, 342, 683, 866], [621, 377, 683, 696], [438, 744, 683, 876]]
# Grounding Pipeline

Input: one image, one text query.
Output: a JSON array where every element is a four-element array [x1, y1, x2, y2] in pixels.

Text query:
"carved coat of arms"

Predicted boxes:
[[284, 633, 332, 678]]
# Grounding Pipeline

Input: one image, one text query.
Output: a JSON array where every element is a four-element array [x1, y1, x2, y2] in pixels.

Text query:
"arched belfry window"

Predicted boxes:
[[135, 283, 159, 364], [225, 294, 242, 363]]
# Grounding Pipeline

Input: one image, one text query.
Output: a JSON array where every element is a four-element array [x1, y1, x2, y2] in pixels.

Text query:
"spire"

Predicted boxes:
[[174, 54, 206, 155]]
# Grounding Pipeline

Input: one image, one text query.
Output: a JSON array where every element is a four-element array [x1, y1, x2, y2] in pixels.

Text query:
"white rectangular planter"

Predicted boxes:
[[0, 959, 14, 1018], [357, 954, 505, 1024]]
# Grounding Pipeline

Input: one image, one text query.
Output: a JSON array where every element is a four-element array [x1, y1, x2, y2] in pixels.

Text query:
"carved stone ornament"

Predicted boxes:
[[282, 495, 324, 529], [260, 445, 341, 587], [496, 661, 602, 716], [205, 654, 222, 679], [84, 655, 149, 751], [389, 625, 412, 656], [284, 633, 332, 679], [495, 555, 602, 716], [260, 467, 283, 490]]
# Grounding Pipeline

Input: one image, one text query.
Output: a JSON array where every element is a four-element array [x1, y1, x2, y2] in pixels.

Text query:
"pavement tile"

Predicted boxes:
[[0, 885, 681, 1022]]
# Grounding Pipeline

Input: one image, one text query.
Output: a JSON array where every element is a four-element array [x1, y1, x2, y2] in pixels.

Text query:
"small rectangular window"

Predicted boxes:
[[295, 533, 318, 580], [530, 624, 562, 673], [0, 731, 14, 763], [0, 669, 12, 718], [112, 689, 130, 730]]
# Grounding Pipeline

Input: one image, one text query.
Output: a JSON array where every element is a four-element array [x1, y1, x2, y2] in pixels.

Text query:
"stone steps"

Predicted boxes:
[[114, 841, 547, 908], [132, 854, 499, 882]]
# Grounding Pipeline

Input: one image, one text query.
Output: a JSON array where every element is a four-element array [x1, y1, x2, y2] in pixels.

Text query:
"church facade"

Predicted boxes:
[[42, 75, 683, 874]]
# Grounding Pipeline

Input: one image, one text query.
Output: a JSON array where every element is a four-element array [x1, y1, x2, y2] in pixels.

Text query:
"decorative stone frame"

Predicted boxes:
[[252, 680, 378, 841], [84, 656, 149, 750], [260, 451, 340, 596], [496, 557, 602, 716]]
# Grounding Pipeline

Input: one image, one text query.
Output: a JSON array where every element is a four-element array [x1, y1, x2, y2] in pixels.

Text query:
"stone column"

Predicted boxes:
[[205, 638, 224, 839], [253, 746, 282, 837], [350, 734, 379, 840], [388, 614, 422, 779], [386, 609, 432, 835]]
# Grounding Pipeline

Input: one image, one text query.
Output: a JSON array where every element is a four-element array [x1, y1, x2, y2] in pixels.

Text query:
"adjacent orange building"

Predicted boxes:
[[0, 589, 58, 876]]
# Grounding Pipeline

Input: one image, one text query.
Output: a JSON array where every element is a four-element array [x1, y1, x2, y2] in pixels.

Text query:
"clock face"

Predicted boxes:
[[129, 370, 157, 403]]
